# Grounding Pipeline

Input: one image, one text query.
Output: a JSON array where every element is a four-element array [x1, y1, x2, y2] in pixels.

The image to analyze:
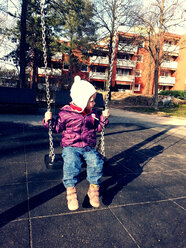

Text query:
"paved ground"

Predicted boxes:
[[0, 109, 185, 248]]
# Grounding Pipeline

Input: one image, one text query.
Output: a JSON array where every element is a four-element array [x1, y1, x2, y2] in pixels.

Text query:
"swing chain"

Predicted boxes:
[[40, 0, 55, 163], [99, 0, 122, 157]]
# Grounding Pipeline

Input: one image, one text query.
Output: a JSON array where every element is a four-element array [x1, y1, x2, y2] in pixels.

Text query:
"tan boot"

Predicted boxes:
[[66, 187, 79, 211], [88, 184, 100, 208]]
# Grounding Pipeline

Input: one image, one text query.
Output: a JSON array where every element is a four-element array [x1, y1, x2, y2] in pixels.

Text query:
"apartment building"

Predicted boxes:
[[88, 32, 186, 95], [89, 33, 144, 93], [37, 32, 186, 95]]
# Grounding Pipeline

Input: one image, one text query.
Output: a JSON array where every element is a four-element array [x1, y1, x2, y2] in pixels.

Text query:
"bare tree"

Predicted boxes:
[[92, 0, 140, 97], [0, 0, 20, 77], [132, 0, 186, 109], [19, 0, 28, 88]]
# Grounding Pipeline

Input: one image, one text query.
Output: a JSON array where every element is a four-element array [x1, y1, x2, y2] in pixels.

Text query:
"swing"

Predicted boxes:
[[40, 0, 122, 169]]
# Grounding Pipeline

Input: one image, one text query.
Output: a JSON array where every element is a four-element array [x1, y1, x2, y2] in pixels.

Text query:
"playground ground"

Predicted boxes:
[[0, 108, 185, 248]]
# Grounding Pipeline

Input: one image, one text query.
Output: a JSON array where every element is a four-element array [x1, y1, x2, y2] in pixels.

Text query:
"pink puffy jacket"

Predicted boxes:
[[43, 105, 109, 148]]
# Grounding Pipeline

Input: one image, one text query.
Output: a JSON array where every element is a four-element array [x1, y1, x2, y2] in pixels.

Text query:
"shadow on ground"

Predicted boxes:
[[0, 121, 170, 227]]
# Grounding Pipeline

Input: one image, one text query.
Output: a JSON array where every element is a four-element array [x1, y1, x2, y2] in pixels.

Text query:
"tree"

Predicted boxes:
[[0, 0, 20, 75], [50, 0, 97, 86], [19, 0, 28, 88], [131, 0, 186, 109], [92, 0, 140, 96], [8, 0, 62, 89]]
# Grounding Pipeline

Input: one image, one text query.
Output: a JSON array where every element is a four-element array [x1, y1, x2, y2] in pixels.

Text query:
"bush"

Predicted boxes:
[[159, 90, 186, 100]]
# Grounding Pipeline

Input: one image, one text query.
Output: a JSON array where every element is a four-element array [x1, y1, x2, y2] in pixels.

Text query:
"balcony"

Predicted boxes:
[[161, 61, 178, 70], [117, 59, 136, 68], [118, 43, 138, 54], [163, 44, 179, 55], [89, 56, 109, 65], [38, 67, 61, 76], [159, 76, 175, 85], [89, 71, 107, 80], [115, 74, 135, 82]]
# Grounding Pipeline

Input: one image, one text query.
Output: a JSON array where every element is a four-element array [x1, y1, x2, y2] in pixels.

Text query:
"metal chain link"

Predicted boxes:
[[99, 0, 122, 157], [40, 0, 55, 163]]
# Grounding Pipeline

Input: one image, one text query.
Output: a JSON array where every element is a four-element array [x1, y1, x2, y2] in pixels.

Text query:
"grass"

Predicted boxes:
[[122, 104, 186, 119]]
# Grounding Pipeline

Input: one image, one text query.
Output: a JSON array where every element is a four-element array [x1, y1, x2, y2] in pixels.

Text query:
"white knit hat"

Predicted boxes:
[[70, 76, 96, 112]]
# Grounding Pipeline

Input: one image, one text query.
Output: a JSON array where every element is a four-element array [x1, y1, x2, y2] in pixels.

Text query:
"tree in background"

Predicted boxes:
[[19, 0, 28, 88], [13, 0, 62, 89], [131, 0, 186, 109], [0, 0, 20, 78], [50, 0, 97, 87], [5, 0, 96, 89], [92, 0, 140, 96]]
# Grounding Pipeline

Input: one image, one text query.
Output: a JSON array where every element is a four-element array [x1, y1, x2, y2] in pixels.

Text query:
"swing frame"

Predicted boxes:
[[40, 0, 122, 168]]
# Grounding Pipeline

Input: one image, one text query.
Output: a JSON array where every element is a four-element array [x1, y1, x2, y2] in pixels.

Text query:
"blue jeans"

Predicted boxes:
[[62, 146, 103, 188]]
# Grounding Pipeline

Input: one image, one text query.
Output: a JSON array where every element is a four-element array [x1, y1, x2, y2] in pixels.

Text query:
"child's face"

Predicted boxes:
[[86, 93, 96, 111]]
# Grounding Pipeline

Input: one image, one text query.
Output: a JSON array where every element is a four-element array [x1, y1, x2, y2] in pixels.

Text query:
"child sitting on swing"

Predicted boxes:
[[43, 76, 109, 211]]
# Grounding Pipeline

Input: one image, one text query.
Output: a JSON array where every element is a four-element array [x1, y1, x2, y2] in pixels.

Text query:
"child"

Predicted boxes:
[[43, 76, 109, 211]]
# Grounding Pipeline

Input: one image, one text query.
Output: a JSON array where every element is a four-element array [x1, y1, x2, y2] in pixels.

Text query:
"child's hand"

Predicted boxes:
[[102, 109, 109, 119], [45, 111, 52, 123]]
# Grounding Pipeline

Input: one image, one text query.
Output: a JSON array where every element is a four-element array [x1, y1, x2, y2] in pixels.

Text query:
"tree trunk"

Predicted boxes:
[[146, 55, 152, 95], [29, 47, 36, 90], [19, 0, 28, 88], [154, 65, 159, 110]]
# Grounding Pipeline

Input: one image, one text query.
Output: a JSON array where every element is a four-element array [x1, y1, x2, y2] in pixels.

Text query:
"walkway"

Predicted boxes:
[[0, 109, 185, 248]]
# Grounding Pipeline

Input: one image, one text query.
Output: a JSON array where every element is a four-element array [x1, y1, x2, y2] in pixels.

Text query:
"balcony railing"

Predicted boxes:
[[89, 71, 107, 80], [115, 74, 135, 82], [89, 56, 109, 65], [163, 44, 179, 55], [161, 61, 178, 70], [159, 76, 175, 85], [38, 67, 61, 76], [117, 59, 136, 68], [118, 43, 138, 54]]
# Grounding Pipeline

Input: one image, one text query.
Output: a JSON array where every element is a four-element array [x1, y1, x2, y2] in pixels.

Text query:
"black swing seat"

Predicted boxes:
[[44, 154, 63, 169]]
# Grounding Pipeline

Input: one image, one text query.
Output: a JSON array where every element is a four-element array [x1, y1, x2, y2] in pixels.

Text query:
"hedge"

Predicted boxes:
[[159, 90, 186, 99]]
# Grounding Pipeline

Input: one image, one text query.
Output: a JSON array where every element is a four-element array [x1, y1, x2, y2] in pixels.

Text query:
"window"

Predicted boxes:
[[137, 55, 143, 62], [118, 85, 131, 90], [164, 39, 178, 46], [116, 69, 130, 75], [118, 54, 131, 60], [160, 71, 169, 77], [134, 84, 141, 91], [81, 65, 88, 72], [139, 41, 145, 48], [63, 64, 69, 70], [135, 70, 141, 77], [92, 66, 105, 73], [52, 62, 62, 69]]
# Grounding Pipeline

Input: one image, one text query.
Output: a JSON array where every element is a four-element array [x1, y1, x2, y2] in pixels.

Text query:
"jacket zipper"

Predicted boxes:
[[80, 115, 85, 147]]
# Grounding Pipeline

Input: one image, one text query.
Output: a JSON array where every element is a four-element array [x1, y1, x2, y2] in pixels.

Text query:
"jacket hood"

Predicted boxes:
[[70, 76, 96, 112]]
